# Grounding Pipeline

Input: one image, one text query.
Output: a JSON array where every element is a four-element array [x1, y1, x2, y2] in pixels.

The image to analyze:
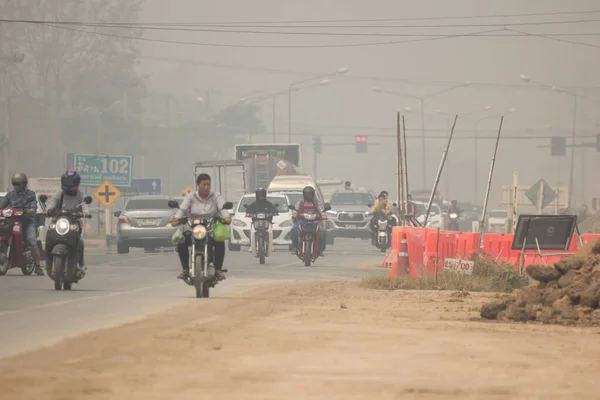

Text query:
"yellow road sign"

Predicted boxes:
[[94, 180, 121, 208], [180, 185, 194, 197]]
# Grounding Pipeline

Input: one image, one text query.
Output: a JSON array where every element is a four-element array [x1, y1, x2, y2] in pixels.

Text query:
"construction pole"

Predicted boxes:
[[397, 112, 405, 216], [402, 115, 410, 213], [478, 116, 504, 248], [425, 115, 458, 226], [567, 94, 577, 209]]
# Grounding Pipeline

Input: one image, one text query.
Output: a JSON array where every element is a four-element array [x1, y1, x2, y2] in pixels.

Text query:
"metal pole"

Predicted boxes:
[[474, 121, 479, 204], [511, 171, 518, 233], [420, 98, 426, 189], [402, 115, 410, 213], [2, 97, 10, 191], [567, 94, 577, 209], [272, 96, 276, 142], [313, 135, 318, 179], [425, 115, 458, 226], [287, 86, 292, 144], [397, 112, 405, 216], [478, 116, 504, 248]]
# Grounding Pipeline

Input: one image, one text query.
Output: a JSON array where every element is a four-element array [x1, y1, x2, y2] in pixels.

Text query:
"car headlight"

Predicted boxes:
[[232, 218, 247, 227], [279, 219, 293, 227], [55, 218, 71, 236], [2, 209, 13, 217], [192, 225, 207, 240], [326, 210, 338, 216]]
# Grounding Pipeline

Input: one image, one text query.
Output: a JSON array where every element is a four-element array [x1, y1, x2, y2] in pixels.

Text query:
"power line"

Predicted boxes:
[[3, 9, 600, 26]]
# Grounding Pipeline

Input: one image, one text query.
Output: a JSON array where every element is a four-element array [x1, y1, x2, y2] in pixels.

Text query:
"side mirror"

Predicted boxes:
[[274, 203, 279, 208], [392, 202, 398, 207], [222, 202, 234, 210], [84, 196, 93, 204], [367, 204, 372, 208], [243, 204, 248, 209], [168, 200, 179, 208], [114, 211, 121, 217], [323, 203, 332, 212], [288, 205, 296, 211], [39, 194, 48, 203]]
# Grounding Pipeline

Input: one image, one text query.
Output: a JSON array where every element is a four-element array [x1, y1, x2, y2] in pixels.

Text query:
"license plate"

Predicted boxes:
[[0, 217, 4, 220], [345, 224, 357, 229], [139, 218, 157, 226]]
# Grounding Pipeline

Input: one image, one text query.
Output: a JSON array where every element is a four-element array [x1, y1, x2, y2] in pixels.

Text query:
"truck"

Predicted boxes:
[[234, 143, 303, 192], [192, 160, 248, 205]]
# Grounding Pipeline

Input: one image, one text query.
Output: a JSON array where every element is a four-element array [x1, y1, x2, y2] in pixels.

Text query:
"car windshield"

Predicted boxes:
[[413, 202, 427, 215], [237, 196, 289, 213], [279, 192, 303, 206], [330, 192, 374, 206], [125, 198, 179, 210], [490, 210, 507, 218]]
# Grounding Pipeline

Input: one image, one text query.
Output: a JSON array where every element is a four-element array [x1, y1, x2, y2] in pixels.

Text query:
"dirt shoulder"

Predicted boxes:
[[2, 281, 600, 400]]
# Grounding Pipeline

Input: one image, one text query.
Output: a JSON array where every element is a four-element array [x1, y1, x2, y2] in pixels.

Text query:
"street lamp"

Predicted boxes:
[[371, 81, 471, 188], [288, 67, 349, 143], [519, 74, 600, 208]]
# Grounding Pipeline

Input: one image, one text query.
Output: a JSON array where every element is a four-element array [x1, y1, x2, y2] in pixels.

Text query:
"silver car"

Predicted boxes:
[[114, 195, 183, 254], [326, 189, 375, 240]]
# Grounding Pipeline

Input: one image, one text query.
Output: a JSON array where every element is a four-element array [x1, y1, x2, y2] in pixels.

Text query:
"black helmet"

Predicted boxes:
[[11, 172, 28, 186], [302, 186, 315, 202], [255, 187, 267, 201], [451, 199, 457, 205]]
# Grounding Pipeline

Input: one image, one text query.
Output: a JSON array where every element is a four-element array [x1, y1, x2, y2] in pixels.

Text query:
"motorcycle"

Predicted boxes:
[[374, 212, 392, 253], [289, 204, 331, 267], [0, 201, 42, 276], [168, 200, 233, 298], [446, 211, 460, 231], [245, 206, 277, 265], [39, 195, 93, 290]]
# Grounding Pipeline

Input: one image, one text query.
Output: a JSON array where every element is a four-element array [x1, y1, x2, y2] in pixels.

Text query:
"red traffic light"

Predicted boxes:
[[355, 136, 366, 142]]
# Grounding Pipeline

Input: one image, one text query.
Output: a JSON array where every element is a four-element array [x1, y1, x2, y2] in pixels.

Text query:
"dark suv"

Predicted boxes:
[[326, 189, 375, 239]]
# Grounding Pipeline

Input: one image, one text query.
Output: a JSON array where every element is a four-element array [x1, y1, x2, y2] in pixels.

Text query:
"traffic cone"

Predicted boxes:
[[397, 233, 410, 276]]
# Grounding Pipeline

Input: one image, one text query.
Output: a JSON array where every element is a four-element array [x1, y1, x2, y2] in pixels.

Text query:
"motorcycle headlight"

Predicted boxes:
[[279, 219, 293, 227], [192, 225, 207, 240], [256, 213, 266, 219], [304, 213, 316, 221], [233, 218, 247, 227], [449, 213, 458, 219], [2, 209, 13, 218], [55, 218, 71, 236]]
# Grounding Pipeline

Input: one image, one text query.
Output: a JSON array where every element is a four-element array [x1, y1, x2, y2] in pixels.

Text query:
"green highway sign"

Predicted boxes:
[[67, 153, 133, 187]]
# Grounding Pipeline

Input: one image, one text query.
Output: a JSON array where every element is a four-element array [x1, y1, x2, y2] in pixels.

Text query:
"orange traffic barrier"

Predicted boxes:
[[582, 234, 600, 246]]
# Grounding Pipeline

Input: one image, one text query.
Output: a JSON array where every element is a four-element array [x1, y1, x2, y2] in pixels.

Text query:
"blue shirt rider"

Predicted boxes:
[[0, 173, 44, 275]]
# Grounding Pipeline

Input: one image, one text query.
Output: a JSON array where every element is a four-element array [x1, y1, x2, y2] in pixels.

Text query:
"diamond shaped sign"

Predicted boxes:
[[525, 179, 557, 210]]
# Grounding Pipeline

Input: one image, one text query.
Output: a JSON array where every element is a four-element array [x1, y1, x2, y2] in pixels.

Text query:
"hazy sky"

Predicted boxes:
[[136, 0, 600, 209]]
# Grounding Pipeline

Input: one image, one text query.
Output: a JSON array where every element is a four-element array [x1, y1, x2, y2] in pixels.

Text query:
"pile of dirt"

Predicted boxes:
[[480, 240, 600, 326]]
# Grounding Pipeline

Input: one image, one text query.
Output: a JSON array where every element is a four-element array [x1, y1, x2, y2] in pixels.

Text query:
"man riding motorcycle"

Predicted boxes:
[[43, 170, 89, 272], [290, 186, 327, 256], [0, 173, 43, 275], [245, 188, 279, 219], [170, 173, 232, 281], [368, 192, 396, 245], [447, 200, 462, 215]]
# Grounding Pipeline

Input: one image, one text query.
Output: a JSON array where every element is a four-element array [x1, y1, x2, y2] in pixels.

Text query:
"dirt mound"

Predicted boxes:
[[480, 240, 600, 326]]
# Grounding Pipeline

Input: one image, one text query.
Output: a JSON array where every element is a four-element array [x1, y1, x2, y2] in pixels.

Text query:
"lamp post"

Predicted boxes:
[[288, 67, 349, 143], [520, 74, 600, 208], [372, 81, 471, 188]]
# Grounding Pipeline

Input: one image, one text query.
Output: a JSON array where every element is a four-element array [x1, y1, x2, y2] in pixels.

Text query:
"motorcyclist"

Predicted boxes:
[[368, 191, 395, 245], [170, 173, 232, 281], [0, 173, 43, 275], [405, 194, 416, 216], [245, 188, 279, 220], [447, 200, 462, 215], [344, 181, 352, 191], [290, 186, 327, 256], [44, 170, 89, 272]]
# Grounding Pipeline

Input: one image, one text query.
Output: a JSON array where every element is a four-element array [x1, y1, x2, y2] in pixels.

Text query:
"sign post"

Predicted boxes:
[[67, 153, 133, 187], [525, 179, 557, 213]]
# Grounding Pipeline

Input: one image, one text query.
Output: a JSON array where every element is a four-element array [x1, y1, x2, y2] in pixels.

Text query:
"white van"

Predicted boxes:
[[267, 175, 334, 245]]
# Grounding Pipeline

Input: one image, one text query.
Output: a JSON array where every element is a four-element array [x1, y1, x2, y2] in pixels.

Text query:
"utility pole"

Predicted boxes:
[[312, 135, 321, 179], [0, 52, 24, 190]]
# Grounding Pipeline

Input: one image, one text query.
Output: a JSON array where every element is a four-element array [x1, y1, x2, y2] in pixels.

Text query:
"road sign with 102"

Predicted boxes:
[[67, 153, 133, 187]]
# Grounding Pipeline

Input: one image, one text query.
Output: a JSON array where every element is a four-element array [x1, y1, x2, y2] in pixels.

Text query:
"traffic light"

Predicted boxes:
[[313, 135, 322, 154], [550, 137, 566, 156], [355, 135, 368, 153], [596, 134, 600, 152]]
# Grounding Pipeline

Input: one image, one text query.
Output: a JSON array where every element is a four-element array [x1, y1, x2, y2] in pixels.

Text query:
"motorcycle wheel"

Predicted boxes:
[[303, 240, 312, 267], [0, 243, 8, 276], [380, 241, 387, 253], [63, 282, 72, 290], [259, 237, 265, 265], [194, 254, 209, 298], [53, 255, 64, 290]]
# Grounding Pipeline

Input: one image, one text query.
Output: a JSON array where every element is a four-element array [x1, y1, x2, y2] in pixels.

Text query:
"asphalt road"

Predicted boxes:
[[0, 238, 386, 359]]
